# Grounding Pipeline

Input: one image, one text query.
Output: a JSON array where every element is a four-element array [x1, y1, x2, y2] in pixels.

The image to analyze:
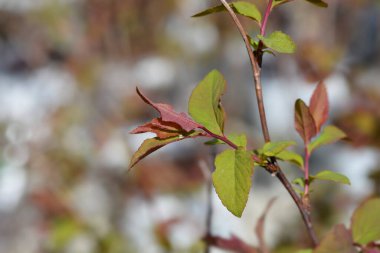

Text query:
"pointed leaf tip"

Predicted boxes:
[[311, 170, 351, 185], [129, 131, 203, 169], [136, 87, 200, 132], [189, 70, 226, 135], [128, 136, 180, 169], [295, 99, 317, 144], [308, 125, 346, 154], [310, 81, 329, 133], [212, 148, 253, 217]]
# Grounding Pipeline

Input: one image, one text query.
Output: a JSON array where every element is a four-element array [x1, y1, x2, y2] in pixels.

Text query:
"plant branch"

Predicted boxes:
[[218, 0, 318, 246], [219, 0, 271, 143], [276, 170, 318, 246], [304, 146, 311, 197], [260, 0, 273, 36]]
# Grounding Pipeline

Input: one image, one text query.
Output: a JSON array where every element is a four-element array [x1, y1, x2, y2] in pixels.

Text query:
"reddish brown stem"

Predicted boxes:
[[304, 146, 311, 196], [260, 0, 273, 36], [218, 0, 318, 247]]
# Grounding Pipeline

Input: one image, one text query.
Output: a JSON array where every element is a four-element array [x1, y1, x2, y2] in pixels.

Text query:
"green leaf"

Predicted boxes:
[[294, 99, 317, 144], [257, 31, 296, 54], [311, 170, 350, 185], [351, 198, 380, 245], [292, 177, 306, 188], [275, 150, 304, 168], [189, 70, 226, 135], [212, 148, 254, 217], [229, 134, 247, 147], [262, 140, 296, 156], [305, 0, 328, 8], [248, 35, 259, 50], [192, 1, 262, 23], [308, 125, 346, 154], [314, 224, 357, 253]]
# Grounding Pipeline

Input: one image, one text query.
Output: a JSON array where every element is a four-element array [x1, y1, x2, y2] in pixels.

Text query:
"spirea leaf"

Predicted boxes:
[[351, 198, 380, 245], [310, 81, 329, 133], [136, 88, 201, 132], [295, 99, 317, 144], [311, 170, 351, 185], [189, 70, 226, 135], [212, 148, 254, 217], [308, 125, 346, 154], [257, 31, 296, 54]]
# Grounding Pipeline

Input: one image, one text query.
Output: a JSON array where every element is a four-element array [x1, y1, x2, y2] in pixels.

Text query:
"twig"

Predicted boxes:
[[218, 0, 318, 247], [219, 0, 271, 143]]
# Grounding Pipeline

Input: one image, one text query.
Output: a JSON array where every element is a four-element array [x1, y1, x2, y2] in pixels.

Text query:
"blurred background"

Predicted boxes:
[[0, 0, 379, 252]]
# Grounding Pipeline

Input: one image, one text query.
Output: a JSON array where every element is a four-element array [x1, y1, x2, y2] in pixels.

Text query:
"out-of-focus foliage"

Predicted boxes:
[[0, 0, 379, 252]]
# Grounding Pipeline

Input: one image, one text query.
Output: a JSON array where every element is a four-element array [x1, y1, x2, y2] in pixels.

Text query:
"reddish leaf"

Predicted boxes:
[[129, 132, 202, 169], [255, 197, 277, 253], [314, 224, 357, 253], [205, 235, 258, 253], [136, 88, 201, 132], [310, 81, 329, 132], [130, 118, 184, 139], [295, 99, 317, 144]]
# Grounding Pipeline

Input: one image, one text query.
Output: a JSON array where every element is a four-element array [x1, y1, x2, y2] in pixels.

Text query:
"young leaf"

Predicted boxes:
[[192, 1, 262, 23], [311, 170, 351, 185], [212, 148, 254, 217], [189, 70, 226, 136], [262, 140, 296, 156], [351, 198, 380, 245], [292, 177, 306, 188], [309, 81, 329, 133], [136, 88, 201, 132], [228, 134, 248, 147], [257, 31, 296, 54], [129, 136, 181, 169], [129, 132, 201, 169], [305, 0, 328, 8], [308, 125, 346, 154], [275, 150, 304, 168], [295, 99, 317, 144], [314, 224, 357, 253], [130, 118, 186, 139]]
